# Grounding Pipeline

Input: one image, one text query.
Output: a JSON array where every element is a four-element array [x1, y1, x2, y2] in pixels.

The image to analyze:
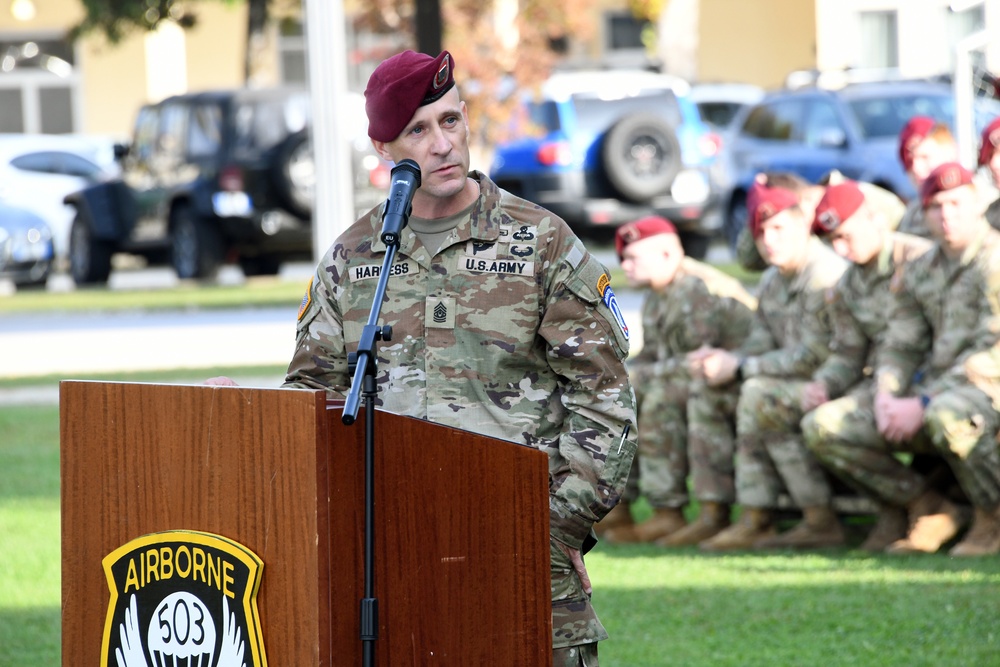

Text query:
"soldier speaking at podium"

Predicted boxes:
[[283, 50, 637, 665]]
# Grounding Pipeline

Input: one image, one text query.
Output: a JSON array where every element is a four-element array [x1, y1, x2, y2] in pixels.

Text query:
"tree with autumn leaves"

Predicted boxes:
[[72, 0, 656, 148]]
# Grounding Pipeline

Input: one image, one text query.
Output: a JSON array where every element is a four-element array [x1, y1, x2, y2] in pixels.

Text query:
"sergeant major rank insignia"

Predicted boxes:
[[101, 530, 267, 667]]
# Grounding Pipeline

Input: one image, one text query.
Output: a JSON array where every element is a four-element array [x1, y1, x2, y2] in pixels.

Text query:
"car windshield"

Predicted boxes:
[[848, 94, 954, 139], [570, 90, 682, 134]]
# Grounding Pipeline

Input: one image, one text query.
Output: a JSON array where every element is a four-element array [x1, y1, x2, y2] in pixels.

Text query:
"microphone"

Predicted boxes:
[[380, 159, 421, 246]]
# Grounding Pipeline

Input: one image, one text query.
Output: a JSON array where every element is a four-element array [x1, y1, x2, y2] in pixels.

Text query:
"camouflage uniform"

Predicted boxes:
[[850, 220, 1000, 511], [285, 171, 638, 657], [896, 198, 931, 238], [802, 233, 934, 504], [628, 259, 756, 509], [732, 237, 847, 509]]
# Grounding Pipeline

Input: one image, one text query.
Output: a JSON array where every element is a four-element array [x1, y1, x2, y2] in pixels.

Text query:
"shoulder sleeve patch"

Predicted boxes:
[[297, 276, 313, 321]]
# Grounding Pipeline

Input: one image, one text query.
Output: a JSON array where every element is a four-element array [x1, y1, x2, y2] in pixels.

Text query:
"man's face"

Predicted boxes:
[[827, 206, 883, 265], [909, 137, 956, 187], [754, 208, 810, 272], [375, 87, 471, 203], [925, 184, 980, 254], [620, 233, 684, 289]]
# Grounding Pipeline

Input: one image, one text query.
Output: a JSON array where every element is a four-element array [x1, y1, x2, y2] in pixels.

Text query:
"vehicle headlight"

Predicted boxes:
[[670, 169, 711, 204]]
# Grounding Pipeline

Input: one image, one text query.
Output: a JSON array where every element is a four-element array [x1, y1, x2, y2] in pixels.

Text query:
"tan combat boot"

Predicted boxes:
[[859, 505, 909, 553], [619, 507, 687, 543], [595, 501, 635, 540], [886, 489, 969, 554], [699, 508, 775, 552], [753, 506, 846, 550], [949, 506, 1000, 556], [656, 502, 731, 547]]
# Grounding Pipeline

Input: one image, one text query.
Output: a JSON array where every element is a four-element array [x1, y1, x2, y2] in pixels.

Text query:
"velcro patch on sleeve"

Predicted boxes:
[[597, 273, 629, 341], [297, 276, 313, 321]]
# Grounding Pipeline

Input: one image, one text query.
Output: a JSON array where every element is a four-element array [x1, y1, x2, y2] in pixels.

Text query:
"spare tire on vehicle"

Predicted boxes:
[[601, 112, 683, 203], [271, 129, 315, 219]]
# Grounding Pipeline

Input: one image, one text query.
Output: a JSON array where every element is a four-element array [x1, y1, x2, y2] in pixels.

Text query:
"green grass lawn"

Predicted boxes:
[[3, 400, 999, 666]]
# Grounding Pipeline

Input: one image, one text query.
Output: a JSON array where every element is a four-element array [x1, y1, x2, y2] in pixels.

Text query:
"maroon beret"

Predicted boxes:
[[615, 216, 677, 259], [898, 116, 936, 171], [746, 181, 799, 239], [812, 180, 865, 235], [978, 117, 1000, 167], [920, 162, 974, 207], [365, 50, 456, 142]]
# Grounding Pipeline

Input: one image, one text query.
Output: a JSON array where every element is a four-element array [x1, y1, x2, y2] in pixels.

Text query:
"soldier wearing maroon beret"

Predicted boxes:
[[603, 217, 756, 549], [868, 161, 1000, 555], [289, 50, 637, 665], [800, 180, 934, 552], [978, 117, 1000, 230], [692, 180, 849, 551], [896, 117, 959, 238]]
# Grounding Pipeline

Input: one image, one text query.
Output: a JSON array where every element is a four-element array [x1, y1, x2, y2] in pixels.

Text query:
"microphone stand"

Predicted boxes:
[[342, 241, 398, 667]]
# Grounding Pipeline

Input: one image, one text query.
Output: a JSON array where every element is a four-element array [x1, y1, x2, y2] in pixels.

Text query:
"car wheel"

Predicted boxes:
[[601, 112, 682, 203], [272, 130, 315, 219], [69, 212, 113, 285], [239, 254, 282, 277], [171, 206, 224, 280]]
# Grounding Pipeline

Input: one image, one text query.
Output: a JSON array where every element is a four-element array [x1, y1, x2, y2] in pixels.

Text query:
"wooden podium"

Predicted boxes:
[[60, 381, 552, 666]]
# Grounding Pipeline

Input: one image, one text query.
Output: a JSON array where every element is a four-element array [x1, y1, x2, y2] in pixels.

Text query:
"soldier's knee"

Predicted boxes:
[[924, 395, 992, 459]]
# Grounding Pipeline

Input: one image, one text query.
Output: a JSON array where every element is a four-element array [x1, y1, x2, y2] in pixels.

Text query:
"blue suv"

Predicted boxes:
[[720, 79, 1000, 249], [488, 69, 723, 257]]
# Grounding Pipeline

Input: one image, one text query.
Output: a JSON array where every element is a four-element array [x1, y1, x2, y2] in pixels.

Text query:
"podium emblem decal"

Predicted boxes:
[[100, 530, 267, 667]]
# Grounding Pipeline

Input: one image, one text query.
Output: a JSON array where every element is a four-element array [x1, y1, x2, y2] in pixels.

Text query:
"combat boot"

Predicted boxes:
[[859, 505, 908, 553], [656, 502, 731, 547], [699, 508, 775, 552], [753, 506, 845, 550], [949, 506, 1000, 556], [594, 501, 634, 538], [886, 489, 969, 554], [626, 507, 687, 543]]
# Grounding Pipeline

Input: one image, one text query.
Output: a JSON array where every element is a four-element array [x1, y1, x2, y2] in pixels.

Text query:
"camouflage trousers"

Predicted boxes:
[[803, 381, 1000, 508], [551, 538, 605, 664], [632, 374, 689, 508], [624, 375, 740, 508], [735, 377, 833, 508]]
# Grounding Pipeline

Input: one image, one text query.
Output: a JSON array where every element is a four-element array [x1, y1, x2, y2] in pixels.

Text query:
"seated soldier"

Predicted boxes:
[[691, 181, 848, 551], [867, 163, 1000, 555], [978, 117, 1000, 230], [601, 216, 756, 545], [800, 180, 933, 551]]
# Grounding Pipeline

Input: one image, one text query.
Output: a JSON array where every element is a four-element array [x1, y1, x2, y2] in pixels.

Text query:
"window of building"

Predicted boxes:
[[0, 35, 79, 133], [858, 10, 899, 69]]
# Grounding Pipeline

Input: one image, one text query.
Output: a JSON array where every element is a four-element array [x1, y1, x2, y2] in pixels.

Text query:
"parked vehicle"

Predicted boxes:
[[0, 201, 54, 287], [65, 87, 387, 285], [0, 133, 119, 265], [719, 79, 1000, 250], [488, 69, 724, 257], [689, 82, 765, 131]]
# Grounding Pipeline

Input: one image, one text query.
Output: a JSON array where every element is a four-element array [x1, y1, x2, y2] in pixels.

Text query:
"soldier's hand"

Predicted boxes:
[[800, 381, 829, 412], [701, 350, 740, 387], [686, 345, 714, 379], [555, 541, 592, 596], [876, 393, 923, 442]]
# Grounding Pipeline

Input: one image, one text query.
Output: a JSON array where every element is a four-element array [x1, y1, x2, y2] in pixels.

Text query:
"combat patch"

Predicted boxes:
[[297, 276, 313, 321], [597, 273, 629, 341], [101, 530, 267, 667], [348, 259, 419, 283]]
